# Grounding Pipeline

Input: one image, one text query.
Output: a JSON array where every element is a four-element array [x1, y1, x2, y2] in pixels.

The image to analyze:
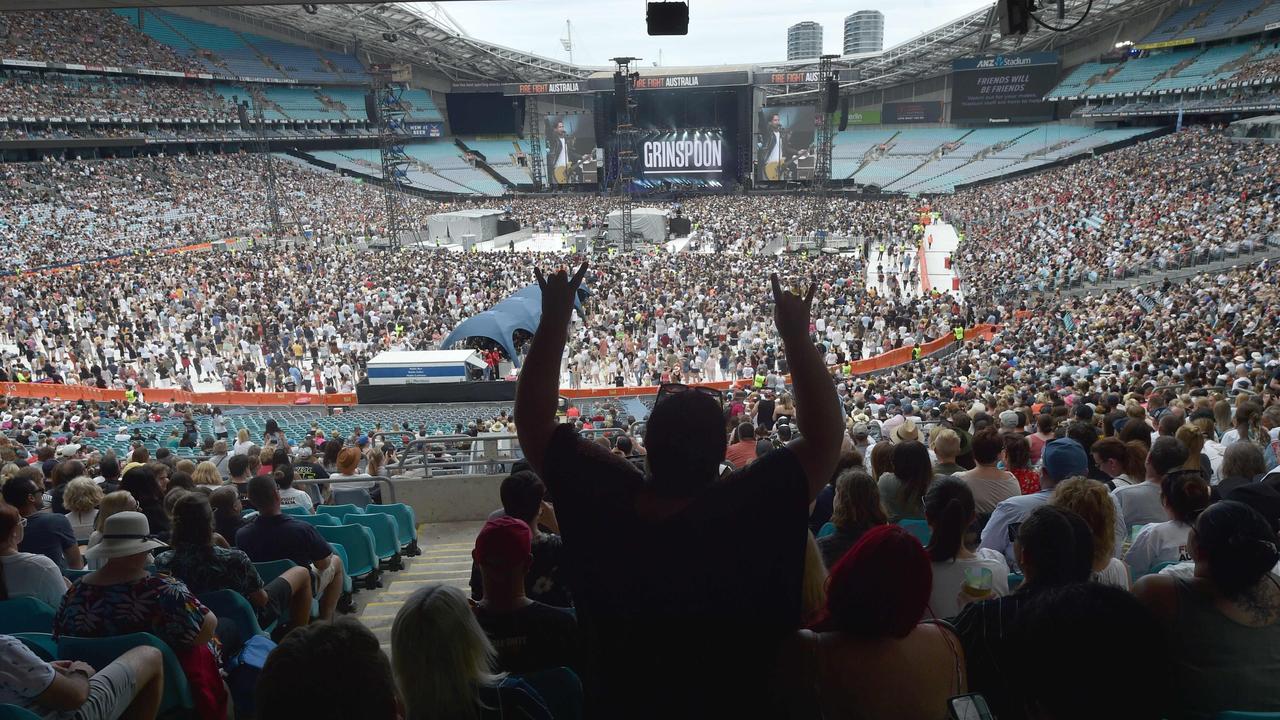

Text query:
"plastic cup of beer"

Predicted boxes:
[[962, 566, 994, 600]]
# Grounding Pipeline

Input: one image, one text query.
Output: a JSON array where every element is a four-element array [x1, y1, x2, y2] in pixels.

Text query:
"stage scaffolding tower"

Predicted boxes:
[[526, 94, 546, 191], [373, 70, 415, 249], [811, 54, 838, 250], [250, 93, 284, 241], [611, 56, 641, 252]]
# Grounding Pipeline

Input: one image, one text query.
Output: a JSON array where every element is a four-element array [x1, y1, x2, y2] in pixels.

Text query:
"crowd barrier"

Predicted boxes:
[[2, 325, 999, 406], [557, 324, 999, 399], [0, 382, 357, 407]]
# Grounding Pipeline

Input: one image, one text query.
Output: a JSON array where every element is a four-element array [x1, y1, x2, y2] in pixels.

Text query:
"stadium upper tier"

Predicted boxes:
[[1047, 37, 1280, 100], [835, 125, 1157, 193], [112, 9, 370, 84]]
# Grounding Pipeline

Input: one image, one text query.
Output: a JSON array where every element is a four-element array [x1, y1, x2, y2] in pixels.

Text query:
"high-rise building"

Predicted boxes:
[[843, 10, 884, 55], [787, 21, 823, 61]]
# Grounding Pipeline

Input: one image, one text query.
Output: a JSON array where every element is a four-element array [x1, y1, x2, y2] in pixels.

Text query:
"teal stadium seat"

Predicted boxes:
[[0, 705, 42, 720], [318, 524, 382, 589], [57, 633, 194, 716], [0, 598, 57, 634], [252, 559, 298, 586], [199, 589, 269, 654], [520, 667, 584, 720], [316, 504, 364, 520], [817, 522, 836, 539], [1217, 714, 1280, 719], [281, 505, 311, 516], [897, 519, 932, 545], [62, 568, 91, 582], [329, 543, 354, 596], [1008, 573, 1025, 591], [344, 513, 403, 570], [296, 513, 340, 528], [331, 487, 373, 508], [365, 503, 421, 555], [12, 633, 57, 662]]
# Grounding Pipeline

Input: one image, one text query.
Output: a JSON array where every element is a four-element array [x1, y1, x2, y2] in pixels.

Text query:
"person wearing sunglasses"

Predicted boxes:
[[515, 263, 843, 719]]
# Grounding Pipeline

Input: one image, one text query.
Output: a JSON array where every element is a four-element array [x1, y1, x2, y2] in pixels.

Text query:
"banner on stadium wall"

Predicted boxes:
[[504, 80, 590, 96], [1, 57, 295, 84], [845, 109, 882, 125], [882, 100, 944, 123], [449, 82, 508, 94], [0, 382, 358, 407], [1265, 21, 1280, 31], [586, 70, 751, 92], [1135, 37, 1196, 50], [755, 69, 860, 85], [950, 52, 1059, 122], [407, 122, 443, 137]]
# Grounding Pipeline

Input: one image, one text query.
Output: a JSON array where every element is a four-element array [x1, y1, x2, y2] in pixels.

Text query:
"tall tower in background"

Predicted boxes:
[[787, 21, 823, 61], [843, 10, 884, 55]]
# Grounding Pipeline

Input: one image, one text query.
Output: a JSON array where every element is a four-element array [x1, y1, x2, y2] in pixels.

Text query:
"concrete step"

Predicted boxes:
[[352, 521, 484, 652]]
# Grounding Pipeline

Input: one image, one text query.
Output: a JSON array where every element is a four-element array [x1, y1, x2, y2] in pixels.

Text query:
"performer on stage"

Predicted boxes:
[[758, 113, 798, 181], [546, 117, 592, 185]]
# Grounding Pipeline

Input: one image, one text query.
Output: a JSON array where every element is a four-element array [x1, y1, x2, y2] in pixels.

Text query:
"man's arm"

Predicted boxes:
[[38, 662, 93, 710], [516, 263, 587, 476], [772, 275, 842, 501]]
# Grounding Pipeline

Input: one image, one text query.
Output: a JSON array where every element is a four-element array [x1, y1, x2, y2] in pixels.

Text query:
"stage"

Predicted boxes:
[[356, 380, 517, 405]]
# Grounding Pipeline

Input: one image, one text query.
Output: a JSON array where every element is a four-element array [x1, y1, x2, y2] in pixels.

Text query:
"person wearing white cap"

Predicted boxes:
[[54, 511, 226, 716]]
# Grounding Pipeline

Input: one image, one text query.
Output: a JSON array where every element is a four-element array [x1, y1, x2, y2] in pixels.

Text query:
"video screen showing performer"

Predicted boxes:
[[756, 106, 816, 181], [545, 114, 599, 185]]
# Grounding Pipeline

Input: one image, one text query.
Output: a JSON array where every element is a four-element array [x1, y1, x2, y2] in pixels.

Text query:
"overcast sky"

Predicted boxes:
[[420, 0, 992, 68]]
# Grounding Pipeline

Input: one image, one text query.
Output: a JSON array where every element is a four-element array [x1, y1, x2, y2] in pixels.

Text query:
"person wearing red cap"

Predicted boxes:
[[472, 516, 579, 675]]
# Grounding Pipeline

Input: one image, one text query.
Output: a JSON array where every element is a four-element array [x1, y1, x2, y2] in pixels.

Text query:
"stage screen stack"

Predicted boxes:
[[543, 112, 600, 185], [950, 53, 1061, 123], [756, 106, 817, 181]]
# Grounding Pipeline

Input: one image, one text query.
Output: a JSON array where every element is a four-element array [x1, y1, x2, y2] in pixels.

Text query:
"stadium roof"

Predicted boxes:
[[204, 2, 595, 83], [28, 0, 1177, 90], [760, 0, 1177, 98]]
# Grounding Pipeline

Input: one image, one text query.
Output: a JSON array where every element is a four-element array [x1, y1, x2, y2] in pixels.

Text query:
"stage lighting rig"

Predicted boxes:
[[999, 0, 1093, 35]]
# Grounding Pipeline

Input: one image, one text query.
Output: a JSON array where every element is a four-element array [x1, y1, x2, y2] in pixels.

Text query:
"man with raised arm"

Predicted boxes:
[[516, 262, 842, 719]]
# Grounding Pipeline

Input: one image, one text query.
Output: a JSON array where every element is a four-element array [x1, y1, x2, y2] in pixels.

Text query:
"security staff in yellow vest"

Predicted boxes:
[[952, 325, 965, 343], [912, 344, 922, 361], [753, 373, 766, 390]]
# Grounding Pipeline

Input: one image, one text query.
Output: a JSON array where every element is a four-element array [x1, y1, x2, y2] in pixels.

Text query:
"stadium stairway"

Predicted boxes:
[[356, 521, 482, 653]]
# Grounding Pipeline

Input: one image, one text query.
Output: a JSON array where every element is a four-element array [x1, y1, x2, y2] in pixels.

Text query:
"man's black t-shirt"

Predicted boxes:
[[756, 398, 776, 431], [235, 513, 332, 567], [474, 600, 579, 675], [543, 424, 810, 719]]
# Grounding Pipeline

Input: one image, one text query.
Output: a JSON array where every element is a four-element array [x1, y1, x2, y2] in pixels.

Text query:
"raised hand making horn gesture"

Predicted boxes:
[[535, 261, 589, 326]]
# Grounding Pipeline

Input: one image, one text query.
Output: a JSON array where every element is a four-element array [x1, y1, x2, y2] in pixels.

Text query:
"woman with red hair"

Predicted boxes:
[[781, 524, 966, 719]]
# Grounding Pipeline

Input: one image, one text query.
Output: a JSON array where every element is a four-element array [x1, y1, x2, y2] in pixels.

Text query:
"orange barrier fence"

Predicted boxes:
[[0, 382, 356, 407], [559, 324, 998, 399], [3, 325, 1000, 405]]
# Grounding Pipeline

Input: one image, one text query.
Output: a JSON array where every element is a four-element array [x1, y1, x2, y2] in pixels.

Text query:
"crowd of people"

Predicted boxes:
[[0, 10, 205, 73], [942, 126, 1280, 299], [0, 71, 237, 121]]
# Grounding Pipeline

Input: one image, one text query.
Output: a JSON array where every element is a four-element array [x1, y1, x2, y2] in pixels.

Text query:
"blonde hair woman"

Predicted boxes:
[[801, 531, 827, 625], [63, 477, 104, 543], [391, 583, 551, 720], [233, 428, 255, 457], [1049, 478, 1129, 589], [191, 461, 223, 487]]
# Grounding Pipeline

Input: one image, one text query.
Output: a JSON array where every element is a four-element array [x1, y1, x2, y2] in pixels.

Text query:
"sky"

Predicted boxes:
[[418, 0, 993, 68]]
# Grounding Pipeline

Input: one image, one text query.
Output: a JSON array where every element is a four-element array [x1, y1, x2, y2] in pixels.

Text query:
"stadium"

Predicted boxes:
[[0, 0, 1278, 717]]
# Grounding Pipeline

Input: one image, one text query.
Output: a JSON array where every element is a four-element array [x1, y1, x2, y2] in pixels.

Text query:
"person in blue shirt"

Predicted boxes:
[[979, 438, 1088, 570]]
